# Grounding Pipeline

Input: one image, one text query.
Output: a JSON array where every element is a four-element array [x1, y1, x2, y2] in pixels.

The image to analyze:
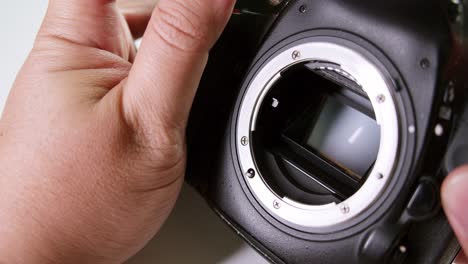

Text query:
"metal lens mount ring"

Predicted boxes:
[[236, 41, 399, 228]]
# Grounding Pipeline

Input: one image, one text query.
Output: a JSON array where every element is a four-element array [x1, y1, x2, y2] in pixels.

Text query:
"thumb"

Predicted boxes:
[[122, 0, 234, 143], [442, 165, 468, 253]]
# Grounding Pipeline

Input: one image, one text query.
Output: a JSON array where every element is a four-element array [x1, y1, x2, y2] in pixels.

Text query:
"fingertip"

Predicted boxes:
[[455, 252, 468, 264], [442, 165, 468, 205], [442, 165, 468, 246], [215, 0, 236, 22]]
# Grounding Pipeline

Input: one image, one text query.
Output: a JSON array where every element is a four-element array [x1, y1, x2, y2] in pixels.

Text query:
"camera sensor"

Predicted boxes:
[[295, 96, 380, 179], [252, 61, 380, 204]]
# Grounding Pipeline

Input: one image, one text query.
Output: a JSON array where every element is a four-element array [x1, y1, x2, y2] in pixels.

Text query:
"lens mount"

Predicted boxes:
[[236, 39, 399, 228]]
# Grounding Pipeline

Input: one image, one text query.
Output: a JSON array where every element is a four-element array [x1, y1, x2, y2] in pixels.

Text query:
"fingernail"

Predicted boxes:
[[442, 166, 468, 242]]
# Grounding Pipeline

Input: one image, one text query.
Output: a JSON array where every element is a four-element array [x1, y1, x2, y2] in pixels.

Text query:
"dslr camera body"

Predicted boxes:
[[187, 0, 468, 263]]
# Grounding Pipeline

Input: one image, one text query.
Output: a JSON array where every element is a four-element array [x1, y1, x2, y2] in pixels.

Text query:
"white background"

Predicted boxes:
[[0, 1, 268, 264]]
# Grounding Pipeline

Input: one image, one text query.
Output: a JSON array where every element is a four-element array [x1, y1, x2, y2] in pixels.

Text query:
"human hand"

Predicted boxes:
[[0, 0, 234, 263], [442, 166, 468, 264]]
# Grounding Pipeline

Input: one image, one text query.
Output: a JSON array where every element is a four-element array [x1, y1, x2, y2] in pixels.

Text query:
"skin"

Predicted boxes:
[[0, 0, 465, 263], [442, 166, 468, 264], [0, 0, 234, 263]]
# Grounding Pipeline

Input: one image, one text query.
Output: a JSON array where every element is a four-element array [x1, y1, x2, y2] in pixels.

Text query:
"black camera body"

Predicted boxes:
[[187, 0, 468, 263]]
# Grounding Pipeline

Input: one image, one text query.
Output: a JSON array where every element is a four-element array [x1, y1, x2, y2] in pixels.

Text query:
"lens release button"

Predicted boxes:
[[406, 180, 438, 219]]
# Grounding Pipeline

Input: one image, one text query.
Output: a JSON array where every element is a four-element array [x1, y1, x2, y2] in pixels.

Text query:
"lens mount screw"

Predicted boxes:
[[420, 58, 431, 69], [340, 204, 350, 214], [377, 173, 384, 180], [376, 94, 386, 103], [299, 5, 307, 13], [273, 200, 281, 209], [240, 136, 249, 146], [292, 50, 301, 60], [246, 169, 256, 179]]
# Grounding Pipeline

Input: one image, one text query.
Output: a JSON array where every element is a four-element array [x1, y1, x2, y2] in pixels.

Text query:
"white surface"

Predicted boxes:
[[0, 2, 268, 264], [126, 186, 268, 264], [0, 1, 48, 113]]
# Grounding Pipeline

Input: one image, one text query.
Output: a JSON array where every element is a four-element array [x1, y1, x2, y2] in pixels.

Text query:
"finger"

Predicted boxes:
[[455, 252, 468, 264], [37, 0, 133, 57], [441, 165, 468, 256], [122, 0, 235, 143], [118, 0, 159, 39]]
